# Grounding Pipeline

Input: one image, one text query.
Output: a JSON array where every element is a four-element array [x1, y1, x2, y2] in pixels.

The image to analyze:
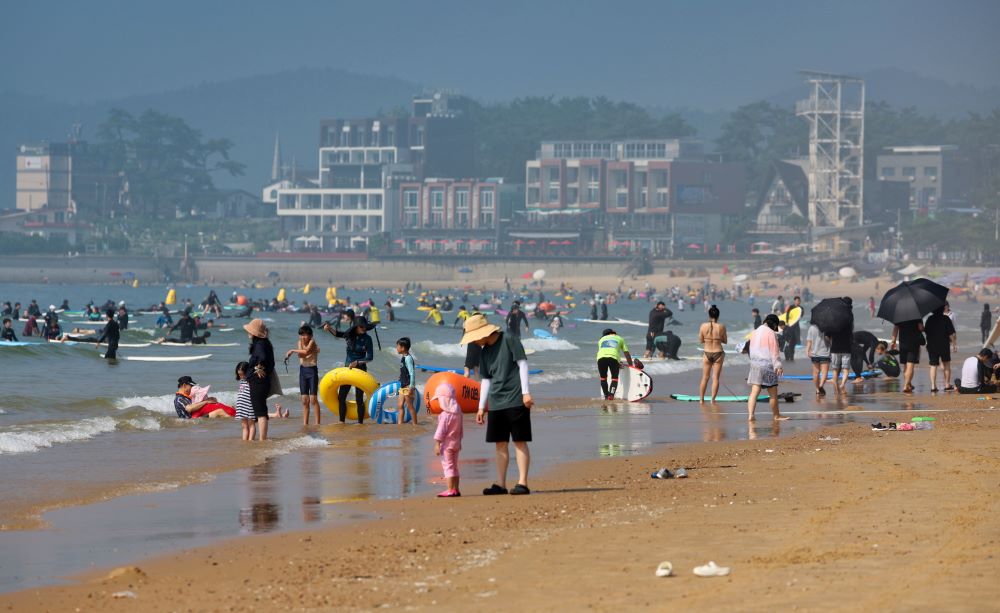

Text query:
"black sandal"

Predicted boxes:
[[510, 484, 531, 495], [482, 483, 508, 495]]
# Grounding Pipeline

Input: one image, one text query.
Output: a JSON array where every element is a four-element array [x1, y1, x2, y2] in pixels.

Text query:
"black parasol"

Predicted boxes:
[[810, 297, 854, 335], [876, 278, 949, 324]]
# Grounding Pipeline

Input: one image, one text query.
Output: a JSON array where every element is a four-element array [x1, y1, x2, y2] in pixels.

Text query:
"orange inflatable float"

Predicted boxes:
[[424, 372, 480, 414]]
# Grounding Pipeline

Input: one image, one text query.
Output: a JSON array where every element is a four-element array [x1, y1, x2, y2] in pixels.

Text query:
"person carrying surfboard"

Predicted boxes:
[[781, 296, 802, 361], [596, 328, 634, 401]]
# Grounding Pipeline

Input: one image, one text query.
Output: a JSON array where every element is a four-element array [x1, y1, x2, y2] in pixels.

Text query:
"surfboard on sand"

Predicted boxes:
[[124, 354, 213, 362], [783, 370, 879, 380], [670, 392, 801, 402], [418, 364, 543, 375], [612, 366, 653, 402]]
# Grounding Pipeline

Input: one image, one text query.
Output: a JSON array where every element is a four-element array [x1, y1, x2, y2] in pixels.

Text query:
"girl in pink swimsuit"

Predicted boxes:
[[433, 383, 464, 497]]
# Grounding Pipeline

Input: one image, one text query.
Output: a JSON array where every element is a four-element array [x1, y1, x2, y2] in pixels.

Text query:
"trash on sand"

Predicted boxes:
[[651, 468, 673, 479], [655, 561, 674, 577], [818, 436, 840, 441], [693, 561, 731, 577], [111, 591, 137, 599], [911, 417, 936, 422], [764, 449, 774, 453], [674, 468, 688, 478]]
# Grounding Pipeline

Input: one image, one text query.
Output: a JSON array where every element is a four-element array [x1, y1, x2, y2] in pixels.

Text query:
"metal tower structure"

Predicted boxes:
[[796, 71, 865, 230]]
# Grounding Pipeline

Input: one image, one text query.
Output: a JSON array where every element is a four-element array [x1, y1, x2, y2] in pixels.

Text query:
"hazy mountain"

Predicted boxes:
[[0, 68, 419, 207], [3, 66, 997, 207]]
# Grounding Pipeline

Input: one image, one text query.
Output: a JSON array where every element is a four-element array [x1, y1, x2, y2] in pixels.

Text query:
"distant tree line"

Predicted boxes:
[[91, 108, 245, 218]]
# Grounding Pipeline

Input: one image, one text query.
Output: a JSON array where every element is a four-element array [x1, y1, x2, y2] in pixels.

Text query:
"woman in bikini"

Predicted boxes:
[[698, 305, 728, 403]]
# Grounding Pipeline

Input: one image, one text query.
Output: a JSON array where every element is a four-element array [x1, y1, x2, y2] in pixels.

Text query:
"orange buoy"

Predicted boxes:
[[236, 295, 248, 306], [424, 372, 480, 414]]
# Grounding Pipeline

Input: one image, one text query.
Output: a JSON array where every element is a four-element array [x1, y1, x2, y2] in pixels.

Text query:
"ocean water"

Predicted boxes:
[[0, 281, 971, 591]]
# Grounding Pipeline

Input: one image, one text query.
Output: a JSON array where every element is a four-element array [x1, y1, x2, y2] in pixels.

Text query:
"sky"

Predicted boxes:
[[3, 0, 999, 108]]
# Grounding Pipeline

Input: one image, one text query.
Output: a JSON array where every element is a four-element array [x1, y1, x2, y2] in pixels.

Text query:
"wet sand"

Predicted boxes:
[[6, 393, 998, 611]]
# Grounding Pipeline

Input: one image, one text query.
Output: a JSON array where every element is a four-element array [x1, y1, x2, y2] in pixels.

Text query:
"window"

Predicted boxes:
[[924, 166, 938, 177], [616, 191, 628, 207], [369, 194, 382, 210], [566, 167, 579, 183], [918, 187, 937, 206], [587, 166, 599, 183], [480, 190, 494, 210], [457, 211, 469, 227], [547, 166, 560, 183], [586, 186, 599, 202], [566, 187, 578, 204], [527, 167, 540, 183], [527, 187, 540, 205], [403, 190, 418, 210], [431, 189, 444, 210], [547, 187, 560, 202], [651, 169, 668, 188], [480, 211, 494, 227], [903, 167, 916, 178], [405, 211, 419, 227], [881, 167, 896, 177], [455, 189, 469, 210]]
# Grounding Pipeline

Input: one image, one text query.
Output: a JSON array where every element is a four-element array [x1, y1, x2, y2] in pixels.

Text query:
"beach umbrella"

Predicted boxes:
[[560, 240, 573, 245], [514, 239, 524, 245], [877, 278, 949, 324], [527, 240, 537, 245], [548, 240, 560, 245], [773, 265, 787, 273], [984, 276, 1000, 285], [810, 298, 854, 335], [520, 272, 533, 279], [839, 266, 857, 278], [687, 243, 701, 249], [733, 274, 748, 282], [458, 266, 473, 273], [533, 269, 546, 281]]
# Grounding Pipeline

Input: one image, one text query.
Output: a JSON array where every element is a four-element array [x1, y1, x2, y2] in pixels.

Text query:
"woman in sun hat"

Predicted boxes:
[[244, 318, 276, 440], [461, 313, 534, 496]]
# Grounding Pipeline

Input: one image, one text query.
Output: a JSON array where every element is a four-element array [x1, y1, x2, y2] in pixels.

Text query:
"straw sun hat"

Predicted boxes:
[[459, 313, 500, 345], [243, 318, 269, 338]]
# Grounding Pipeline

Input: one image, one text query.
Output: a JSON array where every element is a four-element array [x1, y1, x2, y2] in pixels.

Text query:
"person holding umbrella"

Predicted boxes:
[[879, 278, 949, 394]]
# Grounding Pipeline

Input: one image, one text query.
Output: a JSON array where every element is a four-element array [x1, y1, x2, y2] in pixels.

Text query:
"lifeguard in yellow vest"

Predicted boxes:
[[453, 305, 471, 328]]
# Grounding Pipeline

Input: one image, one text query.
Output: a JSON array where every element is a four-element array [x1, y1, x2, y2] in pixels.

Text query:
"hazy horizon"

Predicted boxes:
[[3, 0, 998, 110]]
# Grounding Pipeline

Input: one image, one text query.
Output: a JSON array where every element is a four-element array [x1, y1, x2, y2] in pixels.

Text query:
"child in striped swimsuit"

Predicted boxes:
[[235, 361, 256, 440]]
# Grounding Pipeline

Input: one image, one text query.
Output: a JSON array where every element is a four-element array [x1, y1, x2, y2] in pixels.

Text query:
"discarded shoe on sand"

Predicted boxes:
[[693, 561, 731, 577]]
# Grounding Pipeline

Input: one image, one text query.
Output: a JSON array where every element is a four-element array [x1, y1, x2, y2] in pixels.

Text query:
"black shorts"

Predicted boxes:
[[898, 347, 920, 365], [299, 365, 319, 395], [485, 406, 532, 443], [645, 333, 656, 351], [926, 348, 950, 366]]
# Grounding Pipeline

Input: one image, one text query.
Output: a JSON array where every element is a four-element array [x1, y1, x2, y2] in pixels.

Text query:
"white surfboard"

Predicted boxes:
[[613, 366, 654, 402], [124, 354, 213, 362], [158, 342, 240, 347], [985, 319, 1000, 349]]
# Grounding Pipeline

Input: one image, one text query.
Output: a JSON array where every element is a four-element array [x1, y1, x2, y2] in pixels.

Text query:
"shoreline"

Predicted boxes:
[[5, 394, 998, 610]]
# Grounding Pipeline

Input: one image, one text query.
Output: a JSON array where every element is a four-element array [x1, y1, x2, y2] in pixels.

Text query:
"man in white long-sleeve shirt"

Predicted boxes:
[[461, 314, 534, 496]]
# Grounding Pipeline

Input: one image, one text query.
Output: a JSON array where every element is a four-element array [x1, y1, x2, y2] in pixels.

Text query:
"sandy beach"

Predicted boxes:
[[5, 392, 998, 612]]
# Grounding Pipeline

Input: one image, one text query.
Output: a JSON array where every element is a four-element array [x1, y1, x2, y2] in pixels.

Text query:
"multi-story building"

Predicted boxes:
[[876, 146, 972, 213], [15, 143, 72, 212], [274, 92, 474, 252], [523, 139, 746, 255], [395, 178, 519, 254]]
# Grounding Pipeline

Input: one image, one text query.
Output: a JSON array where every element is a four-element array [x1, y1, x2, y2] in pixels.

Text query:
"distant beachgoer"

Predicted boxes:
[[982, 304, 992, 344], [168, 310, 198, 343], [174, 375, 235, 419], [891, 318, 924, 394], [285, 325, 320, 426], [116, 302, 129, 331], [698, 305, 727, 403], [655, 330, 682, 360], [505, 303, 529, 338], [424, 304, 444, 326], [644, 301, 670, 358], [956, 349, 998, 394], [868, 297, 876, 318], [596, 328, 633, 400], [549, 312, 563, 335], [96, 309, 120, 360], [828, 298, 855, 394], [245, 319, 277, 439], [751, 308, 762, 330], [462, 314, 533, 496], [805, 322, 831, 396], [924, 305, 957, 392], [782, 296, 802, 361], [433, 383, 464, 498], [1, 318, 17, 342], [453, 305, 470, 327], [22, 314, 38, 337], [746, 314, 788, 421], [396, 337, 418, 425], [323, 317, 373, 424]]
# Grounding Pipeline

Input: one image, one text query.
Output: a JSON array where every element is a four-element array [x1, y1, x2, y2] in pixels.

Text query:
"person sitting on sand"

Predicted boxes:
[[174, 375, 235, 419], [874, 341, 901, 378]]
